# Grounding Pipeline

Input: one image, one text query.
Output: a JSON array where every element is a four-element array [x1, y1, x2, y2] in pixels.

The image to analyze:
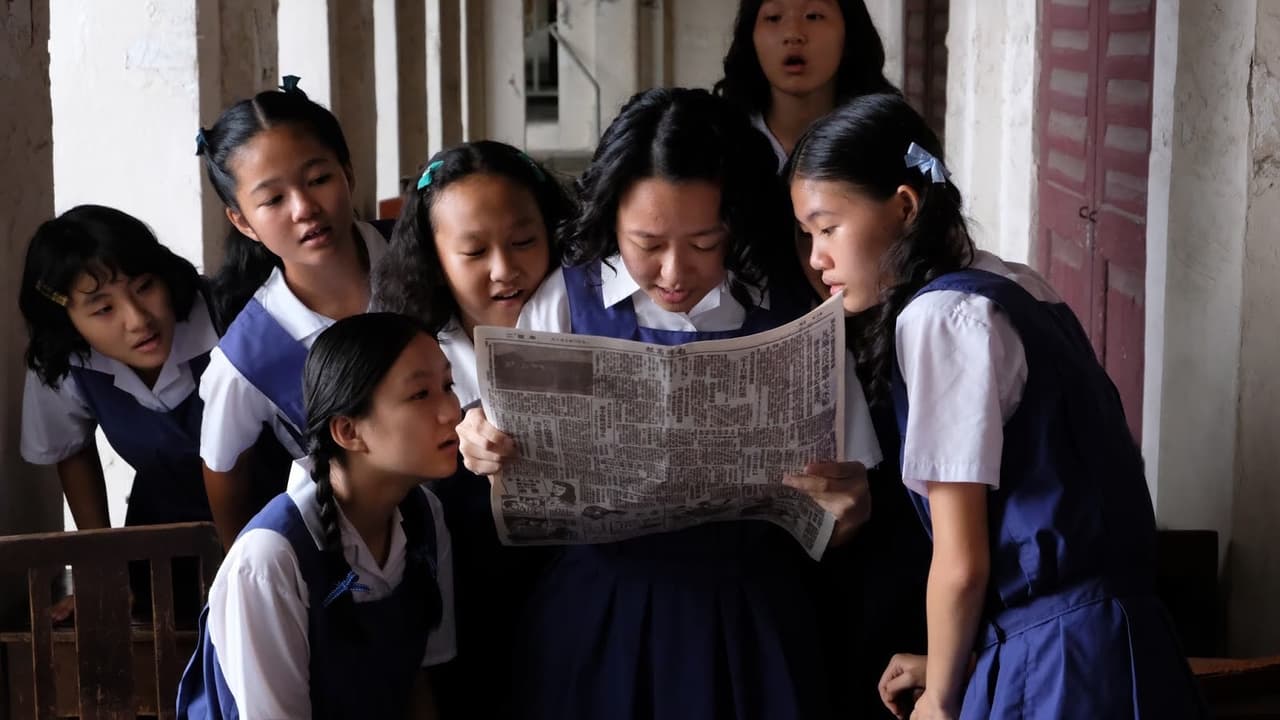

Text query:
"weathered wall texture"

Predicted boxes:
[[1143, 0, 1252, 551], [1229, 0, 1280, 657], [943, 0, 1037, 264], [0, 0, 63, 549]]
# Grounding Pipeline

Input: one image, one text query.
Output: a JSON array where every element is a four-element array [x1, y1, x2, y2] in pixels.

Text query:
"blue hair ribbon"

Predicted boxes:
[[322, 570, 370, 608], [195, 128, 209, 156], [417, 160, 444, 191], [280, 74, 302, 93], [904, 142, 951, 184]]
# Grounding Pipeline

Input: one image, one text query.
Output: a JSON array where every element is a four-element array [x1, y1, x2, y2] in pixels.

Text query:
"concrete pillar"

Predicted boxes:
[[397, 0, 429, 179], [478, 0, 524, 146], [638, 0, 672, 90], [461, 0, 487, 140], [1226, 1, 1280, 656], [555, 0, 602, 149], [330, 0, 378, 219], [203, 0, 279, 270], [669, 0, 736, 90], [0, 0, 63, 552], [942, 0, 1037, 263], [374, 0, 401, 203], [426, 0, 463, 157], [1141, 0, 1252, 552]]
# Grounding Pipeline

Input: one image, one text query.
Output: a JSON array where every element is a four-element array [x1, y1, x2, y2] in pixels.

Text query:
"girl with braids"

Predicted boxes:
[[177, 312, 459, 720], [370, 140, 570, 718], [196, 76, 392, 547], [458, 87, 882, 720], [788, 93, 1203, 719], [715, 0, 897, 172]]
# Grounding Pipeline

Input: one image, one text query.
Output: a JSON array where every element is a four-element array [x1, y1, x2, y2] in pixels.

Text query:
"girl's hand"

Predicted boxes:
[[457, 407, 518, 476], [783, 461, 871, 546], [879, 653, 927, 719], [909, 692, 958, 720]]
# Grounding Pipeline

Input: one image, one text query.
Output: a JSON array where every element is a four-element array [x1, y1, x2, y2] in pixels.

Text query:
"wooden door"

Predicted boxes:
[[1036, 0, 1154, 439]]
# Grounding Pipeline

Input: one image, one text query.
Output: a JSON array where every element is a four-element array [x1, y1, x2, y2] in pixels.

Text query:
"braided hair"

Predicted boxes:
[[301, 312, 434, 617]]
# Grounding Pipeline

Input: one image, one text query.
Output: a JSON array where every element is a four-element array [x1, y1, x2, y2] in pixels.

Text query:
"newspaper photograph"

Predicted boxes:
[[474, 293, 846, 560]]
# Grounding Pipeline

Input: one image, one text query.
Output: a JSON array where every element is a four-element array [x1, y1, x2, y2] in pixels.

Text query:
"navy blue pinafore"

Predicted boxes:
[[886, 269, 1205, 719], [510, 262, 830, 720], [176, 486, 442, 719], [69, 356, 213, 527]]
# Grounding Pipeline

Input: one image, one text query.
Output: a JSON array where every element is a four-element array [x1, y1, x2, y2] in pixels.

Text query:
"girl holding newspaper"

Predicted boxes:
[[458, 86, 881, 720]]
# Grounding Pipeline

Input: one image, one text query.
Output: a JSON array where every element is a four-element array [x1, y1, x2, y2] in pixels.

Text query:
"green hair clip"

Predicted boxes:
[[417, 160, 444, 191]]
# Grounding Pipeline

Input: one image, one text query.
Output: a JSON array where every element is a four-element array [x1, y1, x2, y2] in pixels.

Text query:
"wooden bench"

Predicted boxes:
[[1191, 656, 1280, 719], [0, 522, 221, 719]]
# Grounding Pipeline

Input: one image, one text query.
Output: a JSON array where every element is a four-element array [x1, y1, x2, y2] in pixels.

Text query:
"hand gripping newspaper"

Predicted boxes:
[[475, 293, 846, 560]]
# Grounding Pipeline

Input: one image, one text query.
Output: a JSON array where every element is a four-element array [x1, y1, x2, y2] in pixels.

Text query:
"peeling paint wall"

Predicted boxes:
[[943, 0, 1037, 264], [1230, 0, 1280, 656], [0, 0, 63, 551], [1144, 0, 1252, 555]]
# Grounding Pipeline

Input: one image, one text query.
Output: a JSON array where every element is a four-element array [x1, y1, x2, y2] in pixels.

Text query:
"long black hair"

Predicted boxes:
[[714, 0, 898, 117], [19, 205, 203, 387], [198, 80, 353, 324], [787, 93, 974, 402], [563, 86, 791, 307], [370, 141, 574, 329], [301, 312, 435, 582]]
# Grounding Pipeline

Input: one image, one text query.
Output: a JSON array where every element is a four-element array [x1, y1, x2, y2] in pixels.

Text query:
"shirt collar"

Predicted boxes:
[[78, 292, 218, 399], [598, 254, 737, 319], [438, 318, 480, 409], [290, 472, 408, 575], [257, 220, 387, 342]]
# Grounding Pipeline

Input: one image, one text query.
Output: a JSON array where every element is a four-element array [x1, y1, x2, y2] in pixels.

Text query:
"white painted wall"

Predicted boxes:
[[943, 0, 1038, 264], [864, 0, 904, 88], [277, 0, 331, 106]]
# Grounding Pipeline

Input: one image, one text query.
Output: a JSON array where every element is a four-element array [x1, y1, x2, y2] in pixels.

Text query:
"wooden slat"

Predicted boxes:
[[74, 562, 136, 720], [0, 522, 221, 572], [27, 565, 60, 720], [151, 560, 180, 720]]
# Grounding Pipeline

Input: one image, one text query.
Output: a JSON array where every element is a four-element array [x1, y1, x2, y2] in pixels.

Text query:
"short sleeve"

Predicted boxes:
[[205, 528, 313, 719], [841, 355, 883, 468], [20, 370, 97, 465], [198, 348, 280, 472], [895, 290, 1027, 495], [420, 488, 457, 666], [516, 268, 572, 333]]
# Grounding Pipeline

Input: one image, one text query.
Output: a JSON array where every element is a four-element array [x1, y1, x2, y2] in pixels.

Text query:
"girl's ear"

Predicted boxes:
[[342, 162, 356, 194], [330, 415, 367, 454], [894, 184, 922, 226], [226, 207, 259, 243]]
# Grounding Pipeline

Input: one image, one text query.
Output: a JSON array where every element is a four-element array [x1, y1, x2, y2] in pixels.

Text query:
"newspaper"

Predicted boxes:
[[474, 293, 846, 560]]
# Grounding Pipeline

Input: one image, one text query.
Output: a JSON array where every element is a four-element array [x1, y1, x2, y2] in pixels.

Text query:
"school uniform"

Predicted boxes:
[[176, 475, 456, 720], [750, 113, 789, 173], [21, 292, 220, 526], [885, 251, 1204, 719], [198, 222, 387, 471], [506, 258, 882, 720], [427, 318, 558, 717]]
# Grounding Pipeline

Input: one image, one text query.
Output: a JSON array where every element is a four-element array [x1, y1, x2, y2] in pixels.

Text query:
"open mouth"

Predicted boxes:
[[491, 289, 524, 303], [300, 225, 331, 244], [133, 333, 161, 352], [783, 54, 807, 72], [437, 436, 459, 451], [656, 287, 691, 305]]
